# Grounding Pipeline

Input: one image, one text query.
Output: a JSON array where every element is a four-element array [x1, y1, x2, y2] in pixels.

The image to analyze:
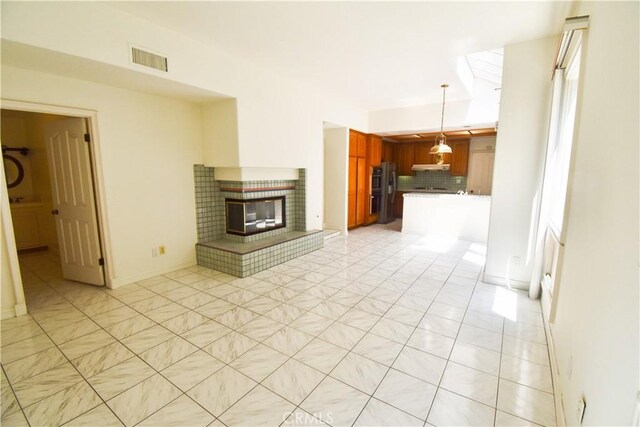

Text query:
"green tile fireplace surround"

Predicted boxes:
[[193, 166, 322, 277]]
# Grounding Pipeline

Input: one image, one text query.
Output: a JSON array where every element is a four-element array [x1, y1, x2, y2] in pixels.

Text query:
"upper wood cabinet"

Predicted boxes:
[[349, 130, 367, 159], [414, 142, 432, 165], [450, 140, 470, 176], [357, 133, 367, 158], [382, 140, 393, 163], [369, 135, 382, 166], [349, 130, 358, 157], [393, 144, 414, 175]]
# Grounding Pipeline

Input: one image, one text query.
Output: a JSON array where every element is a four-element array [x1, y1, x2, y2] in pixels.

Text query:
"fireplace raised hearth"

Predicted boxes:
[[194, 166, 322, 277], [225, 196, 285, 236]]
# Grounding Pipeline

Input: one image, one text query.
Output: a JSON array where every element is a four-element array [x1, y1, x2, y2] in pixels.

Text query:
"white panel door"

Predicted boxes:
[[44, 118, 104, 286], [467, 151, 495, 195]]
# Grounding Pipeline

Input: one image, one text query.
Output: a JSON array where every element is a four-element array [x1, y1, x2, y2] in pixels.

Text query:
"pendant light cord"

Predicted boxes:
[[439, 84, 448, 136]]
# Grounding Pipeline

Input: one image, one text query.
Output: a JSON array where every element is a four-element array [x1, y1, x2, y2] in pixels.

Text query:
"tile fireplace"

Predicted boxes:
[[193, 166, 323, 277]]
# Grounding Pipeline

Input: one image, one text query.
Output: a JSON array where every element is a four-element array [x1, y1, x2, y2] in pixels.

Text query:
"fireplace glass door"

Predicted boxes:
[[226, 196, 285, 236]]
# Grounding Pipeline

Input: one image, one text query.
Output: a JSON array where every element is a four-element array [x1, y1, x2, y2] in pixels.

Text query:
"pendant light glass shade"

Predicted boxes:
[[431, 84, 453, 156]]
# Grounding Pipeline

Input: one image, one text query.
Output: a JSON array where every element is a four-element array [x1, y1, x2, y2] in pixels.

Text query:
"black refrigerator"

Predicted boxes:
[[378, 162, 397, 224]]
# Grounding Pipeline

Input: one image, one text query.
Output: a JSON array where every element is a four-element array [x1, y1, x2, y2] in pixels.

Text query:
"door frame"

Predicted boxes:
[[1, 98, 113, 288]]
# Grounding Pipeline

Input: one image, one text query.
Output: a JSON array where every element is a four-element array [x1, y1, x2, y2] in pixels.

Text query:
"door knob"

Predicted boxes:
[[51, 209, 59, 215]]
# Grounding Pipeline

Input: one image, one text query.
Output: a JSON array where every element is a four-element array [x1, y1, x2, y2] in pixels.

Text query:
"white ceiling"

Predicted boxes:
[[110, 1, 572, 111]]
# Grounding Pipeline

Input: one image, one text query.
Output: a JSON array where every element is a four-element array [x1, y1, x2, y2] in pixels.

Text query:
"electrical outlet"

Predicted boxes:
[[159, 245, 166, 255], [152, 247, 159, 257]]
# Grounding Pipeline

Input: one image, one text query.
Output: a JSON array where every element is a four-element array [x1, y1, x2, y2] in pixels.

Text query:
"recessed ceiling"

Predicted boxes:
[[381, 127, 497, 143], [109, 1, 572, 111]]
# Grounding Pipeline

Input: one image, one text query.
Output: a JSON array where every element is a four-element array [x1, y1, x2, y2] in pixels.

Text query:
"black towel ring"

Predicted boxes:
[[3, 154, 24, 189]]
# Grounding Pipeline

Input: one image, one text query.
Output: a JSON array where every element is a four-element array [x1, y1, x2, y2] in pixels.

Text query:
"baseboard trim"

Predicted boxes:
[[14, 303, 27, 317], [108, 261, 196, 289], [541, 283, 567, 426], [481, 273, 530, 290], [1, 307, 16, 320]]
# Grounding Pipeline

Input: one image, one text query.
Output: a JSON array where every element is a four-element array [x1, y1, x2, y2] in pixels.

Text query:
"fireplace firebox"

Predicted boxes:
[[225, 196, 286, 236]]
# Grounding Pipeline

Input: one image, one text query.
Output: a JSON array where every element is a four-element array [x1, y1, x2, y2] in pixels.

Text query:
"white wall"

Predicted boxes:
[[323, 127, 349, 233], [368, 85, 500, 134], [484, 36, 556, 286], [0, 1, 369, 232], [202, 99, 239, 168], [1, 66, 204, 287], [550, 2, 639, 424]]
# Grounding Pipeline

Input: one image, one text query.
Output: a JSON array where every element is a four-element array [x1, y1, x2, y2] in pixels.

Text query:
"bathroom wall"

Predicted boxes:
[[1, 112, 35, 200], [1, 110, 59, 251]]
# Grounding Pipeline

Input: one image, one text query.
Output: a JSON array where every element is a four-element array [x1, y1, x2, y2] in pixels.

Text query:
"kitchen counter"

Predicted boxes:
[[402, 193, 491, 242]]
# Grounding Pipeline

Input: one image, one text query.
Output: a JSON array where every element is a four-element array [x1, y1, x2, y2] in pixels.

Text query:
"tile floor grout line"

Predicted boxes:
[[8, 264, 125, 427], [325, 243, 466, 425], [273, 242, 418, 426], [423, 241, 499, 424], [0, 364, 32, 427], [6, 229, 555, 427], [20, 259, 219, 425]]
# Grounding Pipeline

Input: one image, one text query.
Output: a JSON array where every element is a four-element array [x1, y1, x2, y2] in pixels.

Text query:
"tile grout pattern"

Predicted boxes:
[[1, 222, 556, 427]]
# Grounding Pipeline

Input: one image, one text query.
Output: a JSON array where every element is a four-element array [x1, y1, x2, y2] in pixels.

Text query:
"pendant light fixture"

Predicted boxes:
[[430, 83, 453, 164]]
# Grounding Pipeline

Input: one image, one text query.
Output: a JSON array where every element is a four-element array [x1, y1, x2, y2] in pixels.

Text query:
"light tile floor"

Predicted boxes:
[[1, 223, 556, 427]]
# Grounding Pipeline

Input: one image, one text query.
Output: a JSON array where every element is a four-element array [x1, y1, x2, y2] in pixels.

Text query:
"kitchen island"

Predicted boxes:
[[402, 193, 491, 242]]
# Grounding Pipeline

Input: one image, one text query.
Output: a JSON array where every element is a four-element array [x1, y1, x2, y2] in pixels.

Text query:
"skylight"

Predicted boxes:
[[465, 49, 504, 85]]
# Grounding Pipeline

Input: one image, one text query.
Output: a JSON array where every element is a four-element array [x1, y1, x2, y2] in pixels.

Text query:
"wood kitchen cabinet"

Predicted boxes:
[[450, 139, 470, 176], [356, 157, 366, 225], [393, 144, 415, 175], [414, 142, 433, 164], [348, 129, 370, 229], [411, 139, 469, 175], [349, 130, 358, 157], [348, 156, 357, 228], [368, 135, 382, 166], [382, 140, 393, 162], [357, 133, 367, 157]]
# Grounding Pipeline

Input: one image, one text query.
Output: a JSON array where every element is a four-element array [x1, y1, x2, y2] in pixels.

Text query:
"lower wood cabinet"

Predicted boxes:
[[348, 156, 357, 228], [356, 157, 366, 225]]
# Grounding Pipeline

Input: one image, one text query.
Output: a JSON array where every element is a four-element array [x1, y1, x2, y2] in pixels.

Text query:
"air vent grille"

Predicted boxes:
[[131, 47, 168, 72]]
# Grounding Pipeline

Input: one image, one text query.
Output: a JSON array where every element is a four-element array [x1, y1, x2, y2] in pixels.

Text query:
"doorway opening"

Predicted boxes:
[[2, 108, 107, 292]]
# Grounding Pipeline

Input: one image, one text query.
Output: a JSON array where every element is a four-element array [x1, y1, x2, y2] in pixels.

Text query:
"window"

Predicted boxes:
[[543, 43, 582, 237]]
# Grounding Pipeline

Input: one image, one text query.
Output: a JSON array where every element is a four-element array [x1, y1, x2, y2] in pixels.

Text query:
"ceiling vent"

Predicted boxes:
[[131, 46, 168, 72]]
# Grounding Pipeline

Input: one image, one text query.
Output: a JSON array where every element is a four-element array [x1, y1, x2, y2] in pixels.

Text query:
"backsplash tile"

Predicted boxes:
[[397, 171, 467, 192]]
